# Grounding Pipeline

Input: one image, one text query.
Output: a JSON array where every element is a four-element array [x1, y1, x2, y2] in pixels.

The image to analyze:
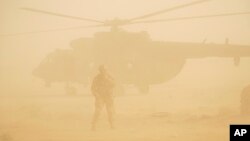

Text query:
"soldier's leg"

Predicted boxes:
[[105, 97, 115, 129], [240, 86, 250, 115], [92, 96, 104, 130]]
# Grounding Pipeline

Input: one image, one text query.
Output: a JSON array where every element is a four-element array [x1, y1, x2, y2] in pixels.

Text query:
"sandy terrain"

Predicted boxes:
[[1, 90, 249, 141]]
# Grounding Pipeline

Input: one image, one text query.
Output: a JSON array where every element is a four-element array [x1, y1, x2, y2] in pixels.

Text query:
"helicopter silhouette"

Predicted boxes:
[[19, 0, 250, 94]]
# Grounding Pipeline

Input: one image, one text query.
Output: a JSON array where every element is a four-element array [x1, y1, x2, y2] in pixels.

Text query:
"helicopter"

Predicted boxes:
[[17, 0, 250, 94]]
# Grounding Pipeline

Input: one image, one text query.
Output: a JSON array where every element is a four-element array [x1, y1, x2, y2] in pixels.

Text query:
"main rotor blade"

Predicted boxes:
[[128, 0, 210, 22], [21, 7, 104, 23], [0, 24, 105, 36], [129, 11, 250, 24]]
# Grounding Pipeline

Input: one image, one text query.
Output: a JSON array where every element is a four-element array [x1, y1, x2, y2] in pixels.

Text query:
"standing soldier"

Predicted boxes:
[[240, 85, 250, 115], [91, 65, 115, 131]]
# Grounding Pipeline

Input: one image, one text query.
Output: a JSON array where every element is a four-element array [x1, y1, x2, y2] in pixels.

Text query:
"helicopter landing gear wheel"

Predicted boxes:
[[44, 80, 51, 87], [137, 84, 149, 94]]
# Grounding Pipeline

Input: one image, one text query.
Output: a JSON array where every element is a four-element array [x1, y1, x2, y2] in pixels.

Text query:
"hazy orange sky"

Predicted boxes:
[[1, 0, 250, 42]]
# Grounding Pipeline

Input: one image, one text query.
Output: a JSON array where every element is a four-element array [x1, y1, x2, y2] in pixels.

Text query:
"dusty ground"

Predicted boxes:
[[0, 91, 249, 141]]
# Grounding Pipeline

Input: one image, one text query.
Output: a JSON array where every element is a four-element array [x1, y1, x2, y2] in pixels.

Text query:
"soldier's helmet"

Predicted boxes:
[[98, 65, 106, 73]]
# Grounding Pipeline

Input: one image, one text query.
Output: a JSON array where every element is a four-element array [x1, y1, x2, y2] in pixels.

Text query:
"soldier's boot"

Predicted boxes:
[[108, 117, 115, 129], [91, 117, 98, 131], [91, 122, 96, 131], [110, 121, 115, 129]]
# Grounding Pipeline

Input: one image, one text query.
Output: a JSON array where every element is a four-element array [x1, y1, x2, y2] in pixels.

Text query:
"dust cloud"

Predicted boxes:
[[1, 0, 250, 141]]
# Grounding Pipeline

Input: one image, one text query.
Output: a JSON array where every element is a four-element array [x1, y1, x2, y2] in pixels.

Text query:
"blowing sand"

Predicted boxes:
[[0, 89, 249, 141]]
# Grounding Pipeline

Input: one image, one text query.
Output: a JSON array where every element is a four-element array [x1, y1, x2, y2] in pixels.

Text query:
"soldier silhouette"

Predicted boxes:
[[240, 85, 250, 115], [91, 65, 115, 131]]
